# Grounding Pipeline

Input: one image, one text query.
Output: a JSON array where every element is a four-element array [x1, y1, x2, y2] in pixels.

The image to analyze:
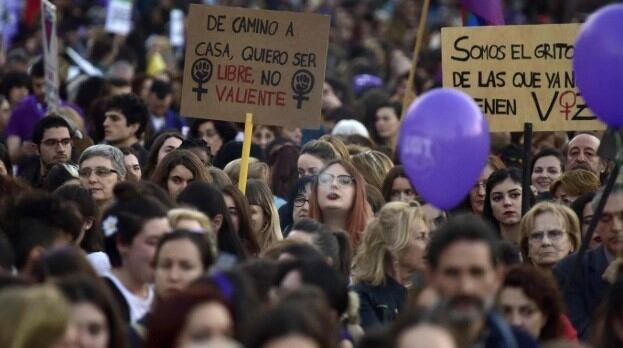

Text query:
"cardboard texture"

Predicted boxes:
[[442, 24, 605, 132], [181, 5, 330, 128]]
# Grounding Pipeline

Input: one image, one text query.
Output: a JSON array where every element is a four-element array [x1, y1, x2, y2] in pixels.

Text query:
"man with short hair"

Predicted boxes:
[[566, 133, 604, 175], [426, 214, 537, 347], [144, 79, 186, 147], [554, 179, 623, 339], [18, 115, 73, 188], [103, 93, 149, 165], [5, 58, 81, 162]]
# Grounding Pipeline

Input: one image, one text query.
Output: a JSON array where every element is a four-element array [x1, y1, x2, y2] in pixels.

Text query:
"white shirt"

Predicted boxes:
[[104, 272, 154, 323]]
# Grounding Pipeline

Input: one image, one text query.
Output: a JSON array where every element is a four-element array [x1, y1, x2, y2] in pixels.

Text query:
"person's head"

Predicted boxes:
[[32, 115, 73, 169], [180, 137, 212, 167], [212, 141, 265, 169], [54, 184, 102, 253], [147, 79, 173, 117], [253, 125, 278, 151], [498, 265, 565, 341], [287, 219, 352, 278], [0, 285, 72, 348], [177, 182, 247, 259], [150, 150, 212, 200], [566, 133, 603, 175], [43, 163, 80, 192], [350, 150, 394, 190], [154, 230, 215, 299], [550, 169, 600, 206], [318, 134, 350, 161], [373, 101, 402, 144], [0, 70, 30, 106], [78, 145, 126, 206], [143, 132, 184, 178], [56, 275, 129, 348], [223, 157, 269, 185], [103, 93, 148, 146], [531, 147, 565, 194], [591, 182, 623, 256], [426, 214, 501, 324], [483, 168, 523, 232], [519, 202, 580, 270], [245, 299, 335, 348], [355, 201, 429, 285], [382, 165, 416, 203], [221, 185, 260, 256], [469, 156, 506, 215], [119, 147, 142, 181], [189, 119, 238, 156], [570, 192, 601, 247], [30, 58, 46, 102], [145, 286, 235, 348], [269, 144, 300, 199], [298, 140, 338, 177], [288, 176, 315, 228], [167, 208, 217, 257], [3, 192, 82, 273], [102, 182, 170, 283], [395, 323, 457, 348], [309, 159, 369, 247], [246, 179, 283, 251], [0, 143, 11, 177], [208, 167, 234, 189]]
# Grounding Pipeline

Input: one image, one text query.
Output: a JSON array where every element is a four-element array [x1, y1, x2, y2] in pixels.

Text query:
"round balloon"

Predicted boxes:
[[398, 88, 490, 210], [574, 4, 623, 127]]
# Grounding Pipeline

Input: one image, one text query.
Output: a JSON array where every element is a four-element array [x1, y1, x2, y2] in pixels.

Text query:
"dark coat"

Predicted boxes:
[[553, 245, 610, 340], [352, 276, 406, 330]]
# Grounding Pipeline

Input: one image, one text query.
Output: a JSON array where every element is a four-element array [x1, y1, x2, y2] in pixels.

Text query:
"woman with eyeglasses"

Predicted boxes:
[[309, 159, 370, 248], [352, 202, 430, 330], [279, 175, 315, 236], [78, 144, 127, 209], [519, 202, 580, 271]]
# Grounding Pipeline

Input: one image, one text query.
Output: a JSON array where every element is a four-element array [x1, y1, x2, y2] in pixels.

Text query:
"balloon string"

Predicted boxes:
[[564, 129, 622, 290]]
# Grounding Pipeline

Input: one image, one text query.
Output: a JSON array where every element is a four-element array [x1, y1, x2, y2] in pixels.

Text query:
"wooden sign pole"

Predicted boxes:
[[401, 0, 431, 118], [238, 113, 254, 194], [521, 122, 533, 215]]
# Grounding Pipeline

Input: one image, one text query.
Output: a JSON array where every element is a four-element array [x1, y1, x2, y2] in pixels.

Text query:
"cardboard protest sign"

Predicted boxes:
[[442, 24, 605, 132], [41, 0, 59, 112], [181, 5, 330, 128], [105, 0, 133, 35]]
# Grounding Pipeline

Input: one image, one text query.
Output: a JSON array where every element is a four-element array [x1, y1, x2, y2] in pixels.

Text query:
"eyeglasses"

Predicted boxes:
[[318, 173, 355, 187], [293, 195, 309, 207], [78, 167, 118, 178], [41, 138, 72, 147], [529, 229, 565, 242]]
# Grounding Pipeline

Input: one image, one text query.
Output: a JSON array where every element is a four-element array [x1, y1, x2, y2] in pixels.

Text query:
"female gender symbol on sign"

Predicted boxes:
[[291, 69, 314, 109], [191, 58, 213, 101]]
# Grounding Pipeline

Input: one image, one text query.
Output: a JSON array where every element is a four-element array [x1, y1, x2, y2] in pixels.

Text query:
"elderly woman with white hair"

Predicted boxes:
[[78, 144, 126, 208]]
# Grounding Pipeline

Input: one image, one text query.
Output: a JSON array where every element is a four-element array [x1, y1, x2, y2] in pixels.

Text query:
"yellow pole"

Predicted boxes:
[[401, 0, 431, 117], [238, 113, 254, 194]]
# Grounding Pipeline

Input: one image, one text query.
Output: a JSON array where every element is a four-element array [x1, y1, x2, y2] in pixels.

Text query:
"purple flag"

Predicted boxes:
[[461, 0, 504, 25]]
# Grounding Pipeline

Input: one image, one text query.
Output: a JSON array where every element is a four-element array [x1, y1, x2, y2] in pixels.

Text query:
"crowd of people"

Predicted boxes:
[[1, 0, 622, 348]]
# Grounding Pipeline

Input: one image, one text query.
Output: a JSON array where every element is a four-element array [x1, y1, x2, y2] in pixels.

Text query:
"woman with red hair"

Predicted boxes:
[[309, 159, 370, 247]]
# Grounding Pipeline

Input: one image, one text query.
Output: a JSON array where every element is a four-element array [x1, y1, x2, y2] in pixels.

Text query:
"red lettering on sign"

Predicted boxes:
[[215, 85, 286, 107], [216, 64, 254, 84]]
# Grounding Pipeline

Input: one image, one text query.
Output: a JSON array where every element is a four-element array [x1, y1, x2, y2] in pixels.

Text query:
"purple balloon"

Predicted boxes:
[[574, 4, 623, 127], [398, 89, 490, 210]]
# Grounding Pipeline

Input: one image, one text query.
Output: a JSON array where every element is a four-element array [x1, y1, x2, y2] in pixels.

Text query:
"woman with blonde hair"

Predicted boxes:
[[319, 134, 351, 161], [168, 207, 218, 258], [351, 150, 394, 190], [246, 179, 283, 251], [0, 285, 72, 348], [223, 157, 269, 185], [550, 169, 600, 206], [352, 201, 429, 329], [519, 202, 581, 271]]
